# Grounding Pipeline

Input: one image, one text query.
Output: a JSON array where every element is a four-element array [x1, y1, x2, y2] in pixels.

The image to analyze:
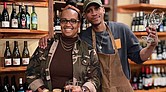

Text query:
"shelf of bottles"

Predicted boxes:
[[0, 40, 30, 72], [0, 0, 48, 7], [53, 0, 112, 32], [130, 64, 166, 91], [118, 3, 166, 13], [0, 1, 48, 39], [0, 75, 32, 91]]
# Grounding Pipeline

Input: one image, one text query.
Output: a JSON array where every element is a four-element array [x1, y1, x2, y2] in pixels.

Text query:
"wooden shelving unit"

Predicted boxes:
[[129, 60, 166, 65], [0, 29, 48, 39], [118, 4, 166, 13], [0, 66, 27, 72], [0, 0, 48, 7], [134, 87, 166, 92]]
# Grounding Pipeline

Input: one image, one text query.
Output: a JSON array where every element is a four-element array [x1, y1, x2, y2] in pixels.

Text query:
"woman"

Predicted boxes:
[[26, 5, 101, 92]]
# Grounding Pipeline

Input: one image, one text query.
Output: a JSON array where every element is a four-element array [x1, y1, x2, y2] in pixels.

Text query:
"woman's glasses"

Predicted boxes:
[[60, 18, 80, 24]]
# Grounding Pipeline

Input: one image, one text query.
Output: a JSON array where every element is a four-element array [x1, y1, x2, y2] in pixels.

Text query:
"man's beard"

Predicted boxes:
[[92, 21, 101, 27]]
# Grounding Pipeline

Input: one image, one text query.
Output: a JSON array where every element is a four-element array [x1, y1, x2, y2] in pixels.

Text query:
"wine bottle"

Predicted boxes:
[[137, 69, 143, 90], [0, 76, 4, 92], [163, 14, 166, 32], [22, 41, 30, 66], [25, 5, 30, 29], [1, 2, 10, 28], [131, 12, 136, 32], [17, 5, 21, 28], [131, 71, 138, 90], [4, 41, 12, 67], [139, 11, 144, 31], [18, 77, 25, 92], [11, 75, 17, 92], [10, 3, 18, 28], [20, 4, 26, 29], [3, 76, 10, 92], [12, 41, 21, 66], [31, 6, 38, 30], [54, 10, 60, 30]]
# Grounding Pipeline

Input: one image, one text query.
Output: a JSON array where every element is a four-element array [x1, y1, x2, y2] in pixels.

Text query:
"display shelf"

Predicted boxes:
[[0, 66, 27, 72], [134, 87, 166, 92], [0, 29, 48, 39], [118, 4, 166, 13], [134, 32, 166, 40], [54, 0, 111, 12], [0, 0, 48, 7], [129, 60, 166, 65]]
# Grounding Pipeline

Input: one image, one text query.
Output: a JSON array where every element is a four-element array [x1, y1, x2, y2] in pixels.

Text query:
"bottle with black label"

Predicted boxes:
[[12, 41, 21, 66], [22, 41, 30, 66], [10, 3, 18, 28], [18, 77, 25, 92], [4, 41, 12, 67], [17, 5, 21, 28]]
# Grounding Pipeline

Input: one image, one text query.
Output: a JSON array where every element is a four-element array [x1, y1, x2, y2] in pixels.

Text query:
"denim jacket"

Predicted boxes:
[[26, 34, 101, 92]]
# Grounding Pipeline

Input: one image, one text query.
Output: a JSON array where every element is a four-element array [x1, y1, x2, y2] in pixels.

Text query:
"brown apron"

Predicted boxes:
[[92, 25, 134, 92]]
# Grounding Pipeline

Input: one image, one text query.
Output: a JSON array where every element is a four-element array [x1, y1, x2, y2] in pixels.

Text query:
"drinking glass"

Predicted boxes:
[[64, 80, 82, 92], [141, 9, 165, 43]]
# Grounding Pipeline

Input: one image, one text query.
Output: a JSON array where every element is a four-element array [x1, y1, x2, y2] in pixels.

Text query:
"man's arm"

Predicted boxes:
[[140, 27, 158, 61]]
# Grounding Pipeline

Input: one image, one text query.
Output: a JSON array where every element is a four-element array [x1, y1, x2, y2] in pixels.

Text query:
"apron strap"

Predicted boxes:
[[92, 23, 118, 53]]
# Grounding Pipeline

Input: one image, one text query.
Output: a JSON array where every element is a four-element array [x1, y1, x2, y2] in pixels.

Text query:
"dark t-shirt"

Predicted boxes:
[[80, 21, 144, 79]]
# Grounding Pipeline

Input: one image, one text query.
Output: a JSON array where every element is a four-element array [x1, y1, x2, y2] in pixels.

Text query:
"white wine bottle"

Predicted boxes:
[[31, 6, 37, 30], [12, 41, 21, 66], [4, 41, 12, 67], [22, 41, 30, 66]]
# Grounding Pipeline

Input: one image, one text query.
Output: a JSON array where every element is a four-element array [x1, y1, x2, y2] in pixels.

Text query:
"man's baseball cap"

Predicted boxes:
[[83, 0, 102, 12]]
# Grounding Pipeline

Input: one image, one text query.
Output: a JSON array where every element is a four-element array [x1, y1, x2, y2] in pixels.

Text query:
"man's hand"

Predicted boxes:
[[146, 26, 158, 47], [38, 35, 50, 49]]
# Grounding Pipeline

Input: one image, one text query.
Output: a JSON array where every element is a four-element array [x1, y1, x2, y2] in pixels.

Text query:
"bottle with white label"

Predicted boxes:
[[12, 41, 21, 66], [4, 41, 12, 67], [1, 2, 10, 28], [22, 41, 30, 66]]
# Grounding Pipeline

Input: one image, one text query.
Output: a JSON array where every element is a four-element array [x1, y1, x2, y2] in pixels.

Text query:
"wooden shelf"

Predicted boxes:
[[0, 0, 48, 7], [54, 1, 111, 12], [118, 4, 166, 13], [133, 32, 166, 40], [129, 60, 166, 65], [0, 66, 27, 72], [0, 29, 48, 39], [134, 87, 166, 92]]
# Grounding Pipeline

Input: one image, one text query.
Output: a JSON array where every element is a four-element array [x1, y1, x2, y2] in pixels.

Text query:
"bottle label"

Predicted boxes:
[[4, 58, 12, 66], [22, 58, 29, 65], [32, 16, 37, 24], [21, 18, 26, 28], [11, 19, 18, 28], [13, 58, 21, 65], [2, 21, 9, 27]]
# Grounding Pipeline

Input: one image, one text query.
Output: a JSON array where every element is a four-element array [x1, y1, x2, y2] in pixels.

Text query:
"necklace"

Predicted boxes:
[[60, 36, 78, 51], [96, 31, 105, 50]]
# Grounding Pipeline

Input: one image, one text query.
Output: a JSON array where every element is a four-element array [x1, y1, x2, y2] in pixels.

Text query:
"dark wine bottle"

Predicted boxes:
[[10, 3, 18, 28], [0, 12, 2, 27], [11, 75, 17, 92], [25, 5, 30, 29], [4, 41, 12, 67], [31, 6, 38, 30], [17, 5, 21, 28], [131, 71, 138, 90], [20, 4, 26, 29], [0, 76, 4, 92], [1, 2, 9, 28], [12, 41, 21, 66], [3, 76, 10, 92], [22, 41, 30, 66], [17, 77, 25, 92]]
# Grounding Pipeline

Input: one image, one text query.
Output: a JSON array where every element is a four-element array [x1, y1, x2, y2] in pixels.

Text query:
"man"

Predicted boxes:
[[26, 6, 101, 92], [80, 0, 158, 91], [39, 0, 158, 91]]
